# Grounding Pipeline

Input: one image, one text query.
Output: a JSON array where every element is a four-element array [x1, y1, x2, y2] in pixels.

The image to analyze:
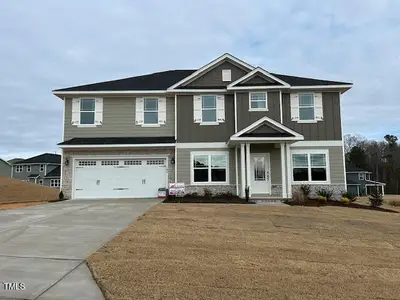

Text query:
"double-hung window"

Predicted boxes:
[[299, 94, 315, 121], [50, 179, 60, 188], [202, 96, 217, 123], [192, 152, 228, 184], [292, 150, 329, 183], [143, 98, 158, 124], [80, 99, 96, 125], [249, 92, 267, 111]]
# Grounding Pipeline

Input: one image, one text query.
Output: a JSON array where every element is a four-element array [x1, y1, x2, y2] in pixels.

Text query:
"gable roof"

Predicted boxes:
[[228, 67, 290, 88], [0, 158, 11, 166], [45, 166, 60, 178], [14, 153, 61, 165], [346, 164, 370, 172], [271, 73, 352, 87], [8, 158, 24, 164]]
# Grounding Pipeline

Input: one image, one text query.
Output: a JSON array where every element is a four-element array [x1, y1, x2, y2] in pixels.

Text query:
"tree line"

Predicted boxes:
[[345, 134, 400, 194]]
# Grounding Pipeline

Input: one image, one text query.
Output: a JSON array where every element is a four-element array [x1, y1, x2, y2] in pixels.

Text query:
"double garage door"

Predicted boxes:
[[73, 157, 167, 199]]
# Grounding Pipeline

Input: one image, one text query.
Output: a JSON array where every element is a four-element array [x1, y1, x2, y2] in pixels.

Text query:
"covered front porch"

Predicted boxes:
[[229, 117, 304, 199]]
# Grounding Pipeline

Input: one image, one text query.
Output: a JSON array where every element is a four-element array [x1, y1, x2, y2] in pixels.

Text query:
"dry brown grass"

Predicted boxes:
[[359, 194, 400, 207], [0, 201, 47, 210], [88, 204, 400, 300], [0, 176, 59, 204]]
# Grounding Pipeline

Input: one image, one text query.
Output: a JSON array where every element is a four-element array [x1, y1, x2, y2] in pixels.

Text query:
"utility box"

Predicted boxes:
[[158, 188, 167, 198]]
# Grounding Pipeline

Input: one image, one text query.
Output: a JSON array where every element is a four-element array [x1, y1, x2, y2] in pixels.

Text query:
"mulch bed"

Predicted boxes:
[[285, 199, 399, 213], [163, 196, 254, 204]]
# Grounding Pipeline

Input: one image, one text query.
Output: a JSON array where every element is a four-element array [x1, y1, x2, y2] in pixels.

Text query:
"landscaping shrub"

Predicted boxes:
[[316, 188, 333, 204], [369, 187, 384, 207], [300, 184, 311, 199], [58, 191, 65, 201], [203, 188, 213, 199], [341, 191, 357, 203]]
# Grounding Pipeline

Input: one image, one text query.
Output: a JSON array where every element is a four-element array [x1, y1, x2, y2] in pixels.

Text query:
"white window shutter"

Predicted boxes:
[[135, 98, 144, 125], [94, 98, 103, 125], [290, 93, 299, 121], [193, 95, 202, 123], [71, 98, 80, 125], [216, 95, 225, 123], [158, 98, 166, 125], [314, 93, 323, 121]]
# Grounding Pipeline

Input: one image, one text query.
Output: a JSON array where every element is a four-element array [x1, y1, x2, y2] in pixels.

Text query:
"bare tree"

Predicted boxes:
[[344, 134, 366, 154]]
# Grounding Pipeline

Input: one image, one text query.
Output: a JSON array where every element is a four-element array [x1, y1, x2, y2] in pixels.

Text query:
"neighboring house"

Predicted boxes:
[[8, 158, 24, 164], [346, 164, 385, 196], [0, 158, 11, 177], [11, 153, 61, 188], [53, 53, 352, 200]]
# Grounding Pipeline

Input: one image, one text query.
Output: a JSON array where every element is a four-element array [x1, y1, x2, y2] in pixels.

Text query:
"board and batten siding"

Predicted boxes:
[[176, 148, 236, 185], [236, 91, 281, 132], [63, 96, 174, 141], [282, 92, 342, 140], [290, 145, 345, 184], [184, 61, 249, 88], [177, 94, 235, 143]]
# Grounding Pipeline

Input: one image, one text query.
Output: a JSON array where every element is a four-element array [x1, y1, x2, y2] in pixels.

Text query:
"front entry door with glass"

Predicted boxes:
[[250, 153, 271, 194]]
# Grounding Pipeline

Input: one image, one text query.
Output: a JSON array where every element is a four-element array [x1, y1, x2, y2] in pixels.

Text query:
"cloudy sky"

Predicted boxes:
[[0, 0, 399, 160]]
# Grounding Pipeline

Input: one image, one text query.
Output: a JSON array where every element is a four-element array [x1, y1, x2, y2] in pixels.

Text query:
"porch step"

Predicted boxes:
[[253, 199, 288, 206]]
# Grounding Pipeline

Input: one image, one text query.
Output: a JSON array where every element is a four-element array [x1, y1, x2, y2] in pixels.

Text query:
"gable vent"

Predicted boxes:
[[222, 69, 231, 82]]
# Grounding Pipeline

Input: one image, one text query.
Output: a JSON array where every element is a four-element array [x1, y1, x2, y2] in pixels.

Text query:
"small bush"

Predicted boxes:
[[203, 188, 213, 199], [300, 184, 312, 199], [58, 191, 65, 201], [215, 191, 233, 199], [317, 188, 334, 201], [341, 197, 350, 204], [369, 187, 384, 207], [317, 195, 327, 204], [291, 189, 305, 204], [341, 191, 357, 202]]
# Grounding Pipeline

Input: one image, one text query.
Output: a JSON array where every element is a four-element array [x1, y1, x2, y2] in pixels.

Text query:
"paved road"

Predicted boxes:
[[0, 198, 160, 300]]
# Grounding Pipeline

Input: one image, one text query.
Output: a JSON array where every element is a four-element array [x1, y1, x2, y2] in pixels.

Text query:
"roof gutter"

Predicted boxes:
[[59, 143, 176, 149]]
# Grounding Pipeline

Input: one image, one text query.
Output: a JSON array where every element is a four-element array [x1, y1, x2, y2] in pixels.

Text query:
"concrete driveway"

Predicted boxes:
[[0, 198, 160, 300]]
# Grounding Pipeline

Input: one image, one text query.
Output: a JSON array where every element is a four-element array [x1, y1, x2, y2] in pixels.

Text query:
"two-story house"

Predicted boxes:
[[53, 53, 352, 200], [346, 164, 385, 196], [11, 153, 61, 187]]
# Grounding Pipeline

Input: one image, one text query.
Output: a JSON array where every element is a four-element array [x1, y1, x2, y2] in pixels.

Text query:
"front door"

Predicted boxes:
[[250, 153, 271, 194]]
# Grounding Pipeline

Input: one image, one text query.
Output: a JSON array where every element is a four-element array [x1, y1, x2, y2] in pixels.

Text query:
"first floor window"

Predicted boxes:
[[292, 151, 328, 183], [38, 179, 43, 185], [144, 98, 158, 124], [192, 152, 228, 183], [40, 164, 45, 172], [299, 93, 315, 121], [80, 98, 96, 124], [15, 165, 23, 172], [250, 92, 267, 110], [201, 95, 217, 122], [50, 179, 60, 187]]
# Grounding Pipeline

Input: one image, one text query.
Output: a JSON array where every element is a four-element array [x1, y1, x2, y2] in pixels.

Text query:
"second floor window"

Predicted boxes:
[[249, 92, 267, 111], [27, 165, 31, 172], [80, 99, 96, 125], [299, 94, 315, 121], [358, 173, 365, 180], [40, 164, 45, 172], [202, 96, 217, 122], [144, 98, 158, 124], [15, 165, 23, 173]]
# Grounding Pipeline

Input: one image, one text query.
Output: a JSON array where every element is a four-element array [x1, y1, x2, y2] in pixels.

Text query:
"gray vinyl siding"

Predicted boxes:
[[250, 144, 282, 185], [64, 96, 174, 141], [236, 91, 281, 132], [347, 185, 360, 196], [177, 94, 235, 142], [12, 164, 60, 184], [176, 148, 236, 185], [0, 161, 11, 177], [282, 92, 342, 140], [291, 146, 345, 184], [184, 61, 249, 88]]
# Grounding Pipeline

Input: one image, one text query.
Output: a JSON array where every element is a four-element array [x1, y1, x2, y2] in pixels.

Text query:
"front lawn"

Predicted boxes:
[[88, 204, 400, 300]]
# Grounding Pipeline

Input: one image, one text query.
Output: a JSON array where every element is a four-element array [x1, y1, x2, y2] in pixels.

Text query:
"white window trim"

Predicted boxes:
[[50, 179, 60, 187], [222, 69, 231, 82], [291, 149, 330, 184], [26, 165, 31, 172], [298, 93, 316, 122], [79, 98, 97, 126], [39, 164, 45, 172], [143, 97, 160, 126], [15, 165, 23, 173], [190, 151, 229, 185], [38, 179, 44, 185], [358, 172, 365, 180], [200, 95, 218, 124], [249, 91, 268, 112]]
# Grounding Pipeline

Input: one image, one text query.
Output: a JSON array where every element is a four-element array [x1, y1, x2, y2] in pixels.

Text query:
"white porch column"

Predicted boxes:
[[235, 146, 239, 196], [240, 143, 246, 198], [280, 143, 287, 198], [246, 143, 251, 196], [285, 143, 292, 197], [382, 185, 385, 196]]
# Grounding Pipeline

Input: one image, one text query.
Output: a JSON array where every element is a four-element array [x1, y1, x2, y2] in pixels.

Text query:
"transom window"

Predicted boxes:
[[50, 179, 60, 188], [78, 160, 97, 166], [147, 159, 165, 165], [101, 160, 119, 166], [299, 94, 315, 121], [124, 160, 142, 166], [201, 96, 217, 123], [292, 151, 329, 183], [80, 99, 96, 125], [192, 152, 228, 184], [15, 165, 23, 173], [144, 98, 158, 124], [250, 92, 267, 110], [40, 164, 45, 172]]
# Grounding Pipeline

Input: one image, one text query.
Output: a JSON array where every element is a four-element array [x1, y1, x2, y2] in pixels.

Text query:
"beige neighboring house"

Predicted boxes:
[[0, 158, 11, 177], [53, 53, 352, 200]]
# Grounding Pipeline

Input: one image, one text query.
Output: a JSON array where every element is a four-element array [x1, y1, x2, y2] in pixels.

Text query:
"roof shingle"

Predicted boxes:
[[14, 153, 61, 165]]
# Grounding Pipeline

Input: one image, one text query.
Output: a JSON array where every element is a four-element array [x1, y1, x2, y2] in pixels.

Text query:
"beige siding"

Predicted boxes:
[[64, 96, 174, 141], [177, 148, 236, 185], [290, 145, 345, 184]]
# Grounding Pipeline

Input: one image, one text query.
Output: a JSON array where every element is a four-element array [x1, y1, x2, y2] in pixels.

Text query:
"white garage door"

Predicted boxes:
[[73, 158, 167, 199]]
